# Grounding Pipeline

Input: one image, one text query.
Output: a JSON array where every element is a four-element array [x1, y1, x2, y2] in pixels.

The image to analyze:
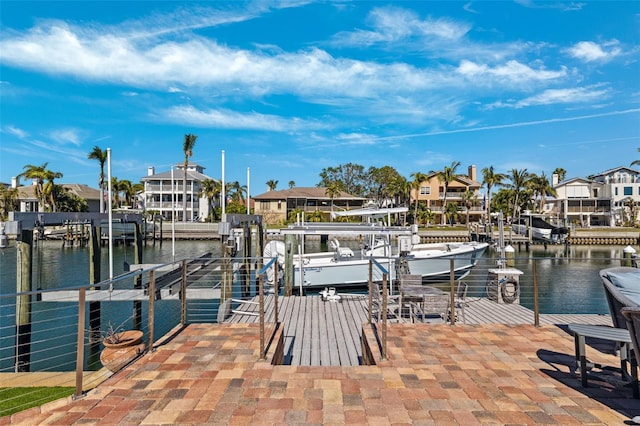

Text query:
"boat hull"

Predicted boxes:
[[292, 242, 488, 289]]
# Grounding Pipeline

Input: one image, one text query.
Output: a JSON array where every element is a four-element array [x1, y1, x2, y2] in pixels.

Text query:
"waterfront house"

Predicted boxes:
[[11, 177, 101, 213], [410, 165, 484, 224], [141, 164, 216, 222], [252, 187, 366, 225], [551, 166, 640, 227]]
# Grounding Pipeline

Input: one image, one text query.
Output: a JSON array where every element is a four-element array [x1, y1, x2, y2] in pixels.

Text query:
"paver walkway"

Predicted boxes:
[[3, 323, 639, 425]]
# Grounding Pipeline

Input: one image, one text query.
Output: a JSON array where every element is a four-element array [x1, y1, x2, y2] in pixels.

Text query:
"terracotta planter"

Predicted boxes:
[[102, 330, 144, 349], [100, 330, 145, 372]]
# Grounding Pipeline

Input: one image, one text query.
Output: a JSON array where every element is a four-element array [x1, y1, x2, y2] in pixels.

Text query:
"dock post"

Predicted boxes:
[[259, 274, 265, 360], [284, 234, 295, 296], [75, 288, 86, 398], [148, 271, 155, 351], [16, 229, 33, 372], [449, 259, 455, 325], [533, 259, 540, 326], [243, 222, 251, 297], [88, 224, 101, 351], [133, 222, 143, 329]]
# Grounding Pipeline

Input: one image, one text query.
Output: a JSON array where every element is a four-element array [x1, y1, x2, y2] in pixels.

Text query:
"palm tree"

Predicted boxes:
[[199, 179, 221, 220], [42, 168, 63, 212], [461, 190, 477, 225], [87, 146, 108, 213], [266, 180, 278, 191], [410, 172, 428, 224], [227, 181, 247, 202], [20, 163, 61, 212], [528, 172, 556, 213], [325, 181, 345, 221], [481, 166, 506, 220], [507, 168, 531, 219], [552, 167, 567, 183], [0, 184, 18, 220], [435, 161, 461, 225], [118, 180, 134, 207], [288, 180, 295, 189], [182, 134, 198, 222]]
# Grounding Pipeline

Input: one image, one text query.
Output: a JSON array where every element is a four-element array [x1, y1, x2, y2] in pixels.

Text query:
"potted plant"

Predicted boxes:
[[99, 320, 146, 372]]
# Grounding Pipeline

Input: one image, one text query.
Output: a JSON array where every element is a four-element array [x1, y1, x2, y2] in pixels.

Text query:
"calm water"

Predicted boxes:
[[0, 238, 633, 372]]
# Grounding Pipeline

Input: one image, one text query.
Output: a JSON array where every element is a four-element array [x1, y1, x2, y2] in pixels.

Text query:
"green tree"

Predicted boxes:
[[368, 165, 403, 206], [552, 167, 567, 182], [419, 208, 436, 226], [528, 172, 556, 213], [182, 134, 198, 221], [444, 201, 460, 226], [199, 178, 221, 220], [288, 180, 295, 189], [55, 185, 89, 212], [227, 181, 247, 202], [87, 146, 108, 213], [266, 179, 279, 191], [0, 184, 19, 220], [318, 163, 369, 197], [461, 190, 477, 225], [19, 163, 54, 211], [481, 165, 506, 221], [435, 161, 461, 225], [506, 168, 531, 219]]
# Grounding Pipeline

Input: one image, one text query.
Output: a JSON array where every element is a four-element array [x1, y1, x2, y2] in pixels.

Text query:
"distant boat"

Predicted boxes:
[[511, 214, 568, 243]]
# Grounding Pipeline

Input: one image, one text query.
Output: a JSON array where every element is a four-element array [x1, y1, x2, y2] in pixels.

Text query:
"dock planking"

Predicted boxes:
[[225, 294, 611, 366]]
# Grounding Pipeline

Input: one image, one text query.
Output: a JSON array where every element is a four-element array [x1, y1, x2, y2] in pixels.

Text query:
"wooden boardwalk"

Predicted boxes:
[[225, 294, 611, 366]]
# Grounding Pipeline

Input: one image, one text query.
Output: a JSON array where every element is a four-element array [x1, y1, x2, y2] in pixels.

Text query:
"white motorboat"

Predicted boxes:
[[264, 206, 488, 290], [511, 214, 568, 243]]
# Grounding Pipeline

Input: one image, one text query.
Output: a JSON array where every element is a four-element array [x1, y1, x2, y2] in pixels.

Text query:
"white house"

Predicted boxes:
[[141, 164, 216, 221]]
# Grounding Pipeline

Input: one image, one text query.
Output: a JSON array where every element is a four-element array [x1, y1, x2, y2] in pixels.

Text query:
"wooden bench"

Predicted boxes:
[[568, 323, 638, 398]]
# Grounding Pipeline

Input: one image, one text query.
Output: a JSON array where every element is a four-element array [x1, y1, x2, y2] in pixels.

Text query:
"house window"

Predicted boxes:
[[260, 201, 270, 211], [277, 201, 282, 210], [420, 186, 431, 195], [615, 187, 618, 196], [624, 186, 632, 196]]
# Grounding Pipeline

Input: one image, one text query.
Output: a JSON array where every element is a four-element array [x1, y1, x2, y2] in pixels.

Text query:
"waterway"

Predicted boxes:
[[0, 239, 634, 372]]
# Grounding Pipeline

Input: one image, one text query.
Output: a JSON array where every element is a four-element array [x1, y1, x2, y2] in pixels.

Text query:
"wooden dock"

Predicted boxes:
[[226, 294, 612, 367]]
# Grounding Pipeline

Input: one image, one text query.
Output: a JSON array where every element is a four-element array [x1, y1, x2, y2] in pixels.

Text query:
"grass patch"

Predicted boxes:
[[0, 387, 75, 417]]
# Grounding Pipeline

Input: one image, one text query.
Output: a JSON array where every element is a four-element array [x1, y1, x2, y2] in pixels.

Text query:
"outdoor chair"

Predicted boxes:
[[371, 282, 402, 322], [599, 267, 640, 330]]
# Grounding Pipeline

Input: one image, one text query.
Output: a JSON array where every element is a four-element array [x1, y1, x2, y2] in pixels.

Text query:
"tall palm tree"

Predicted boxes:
[[435, 161, 461, 225], [631, 148, 640, 167], [288, 180, 295, 189], [507, 168, 531, 219], [266, 180, 278, 191], [410, 172, 428, 224], [227, 181, 247, 202], [325, 181, 345, 221], [87, 146, 108, 213], [481, 166, 507, 220], [182, 134, 198, 222]]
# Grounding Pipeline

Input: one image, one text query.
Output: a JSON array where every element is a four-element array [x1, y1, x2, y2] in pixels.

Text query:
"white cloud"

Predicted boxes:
[[566, 41, 621, 63], [456, 60, 566, 83], [2, 125, 29, 139], [49, 128, 83, 146], [514, 85, 611, 107], [159, 105, 326, 132]]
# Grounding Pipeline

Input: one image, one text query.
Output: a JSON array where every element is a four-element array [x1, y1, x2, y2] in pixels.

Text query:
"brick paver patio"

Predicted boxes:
[[3, 323, 639, 425]]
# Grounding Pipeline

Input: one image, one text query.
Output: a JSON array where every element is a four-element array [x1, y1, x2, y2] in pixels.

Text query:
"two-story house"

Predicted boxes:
[[410, 165, 483, 224], [253, 187, 366, 225], [141, 164, 215, 221]]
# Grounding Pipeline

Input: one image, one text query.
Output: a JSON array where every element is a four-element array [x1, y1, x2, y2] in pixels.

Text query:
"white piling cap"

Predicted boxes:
[[504, 245, 515, 253], [623, 245, 636, 254]]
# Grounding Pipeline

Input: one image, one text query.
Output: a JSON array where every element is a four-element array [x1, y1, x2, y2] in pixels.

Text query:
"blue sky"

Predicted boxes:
[[1, 1, 639, 195]]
